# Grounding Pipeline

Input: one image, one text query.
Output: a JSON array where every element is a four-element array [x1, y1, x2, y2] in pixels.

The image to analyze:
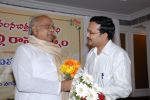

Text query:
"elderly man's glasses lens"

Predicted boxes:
[[38, 24, 55, 30]]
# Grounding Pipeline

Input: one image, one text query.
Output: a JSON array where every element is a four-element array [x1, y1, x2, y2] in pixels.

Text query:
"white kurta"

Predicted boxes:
[[12, 44, 61, 100], [84, 40, 132, 100]]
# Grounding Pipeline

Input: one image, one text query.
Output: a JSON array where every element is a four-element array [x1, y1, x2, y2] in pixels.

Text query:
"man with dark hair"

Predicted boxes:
[[84, 16, 132, 100]]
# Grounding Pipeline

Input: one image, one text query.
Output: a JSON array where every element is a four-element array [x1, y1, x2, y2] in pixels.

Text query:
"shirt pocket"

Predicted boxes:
[[96, 72, 113, 87]]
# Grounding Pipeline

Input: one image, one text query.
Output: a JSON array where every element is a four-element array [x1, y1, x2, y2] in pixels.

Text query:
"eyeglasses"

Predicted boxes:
[[38, 24, 55, 30], [87, 30, 104, 37], [87, 30, 100, 35]]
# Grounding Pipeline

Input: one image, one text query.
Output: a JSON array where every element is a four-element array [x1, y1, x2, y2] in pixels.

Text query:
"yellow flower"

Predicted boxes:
[[60, 59, 80, 79]]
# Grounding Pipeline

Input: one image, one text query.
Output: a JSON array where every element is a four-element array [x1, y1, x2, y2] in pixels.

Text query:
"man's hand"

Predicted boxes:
[[61, 80, 72, 92]]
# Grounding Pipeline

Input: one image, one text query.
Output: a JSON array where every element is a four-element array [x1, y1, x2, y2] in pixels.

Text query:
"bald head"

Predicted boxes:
[[29, 15, 56, 42], [29, 15, 54, 35]]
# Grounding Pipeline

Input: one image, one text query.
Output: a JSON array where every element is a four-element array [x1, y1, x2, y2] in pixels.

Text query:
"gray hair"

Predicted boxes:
[[28, 16, 36, 35]]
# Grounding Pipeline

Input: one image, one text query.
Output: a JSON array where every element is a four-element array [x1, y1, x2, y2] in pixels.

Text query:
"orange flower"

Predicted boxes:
[[60, 59, 80, 79]]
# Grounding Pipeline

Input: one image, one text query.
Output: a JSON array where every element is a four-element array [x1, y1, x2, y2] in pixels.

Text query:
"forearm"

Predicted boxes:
[[16, 76, 61, 95]]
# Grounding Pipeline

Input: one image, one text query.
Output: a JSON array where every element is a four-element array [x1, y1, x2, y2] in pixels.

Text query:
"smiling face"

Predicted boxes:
[[32, 15, 56, 42]]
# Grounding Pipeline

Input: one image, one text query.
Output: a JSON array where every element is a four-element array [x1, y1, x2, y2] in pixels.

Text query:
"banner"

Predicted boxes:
[[0, 5, 84, 100]]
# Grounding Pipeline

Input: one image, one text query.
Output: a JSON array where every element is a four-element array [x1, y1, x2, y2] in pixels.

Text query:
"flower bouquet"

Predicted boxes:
[[69, 69, 105, 100], [60, 59, 80, 80]]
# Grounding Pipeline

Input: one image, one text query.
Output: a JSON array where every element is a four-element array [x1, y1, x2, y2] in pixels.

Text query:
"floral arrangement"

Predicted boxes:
[[60, 59, 80, 80], [70, 18, 81, 30], [69, 69, 105, 100]]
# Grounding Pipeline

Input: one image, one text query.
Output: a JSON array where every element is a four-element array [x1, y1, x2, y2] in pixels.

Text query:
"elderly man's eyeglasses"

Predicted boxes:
[[38, 24, 55, 30]]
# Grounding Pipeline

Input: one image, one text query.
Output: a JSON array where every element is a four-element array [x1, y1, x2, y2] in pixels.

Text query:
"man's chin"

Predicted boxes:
[[87, 43, 94, 49]]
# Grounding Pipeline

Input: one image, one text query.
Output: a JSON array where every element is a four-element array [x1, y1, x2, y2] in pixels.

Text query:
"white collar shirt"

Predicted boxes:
[[84, 40, 132, 100]]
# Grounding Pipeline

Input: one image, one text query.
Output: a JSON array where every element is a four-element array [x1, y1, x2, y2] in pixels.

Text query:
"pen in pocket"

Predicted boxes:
[[101, 73, 104, 87]]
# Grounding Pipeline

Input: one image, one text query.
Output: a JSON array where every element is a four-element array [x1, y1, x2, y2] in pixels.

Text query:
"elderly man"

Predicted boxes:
[[12, 15, 72, 100]]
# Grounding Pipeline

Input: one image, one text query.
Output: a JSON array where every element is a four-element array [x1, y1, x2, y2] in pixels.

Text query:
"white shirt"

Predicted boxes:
[[12, 44, 61, 100], [84, 40, 132, 100]]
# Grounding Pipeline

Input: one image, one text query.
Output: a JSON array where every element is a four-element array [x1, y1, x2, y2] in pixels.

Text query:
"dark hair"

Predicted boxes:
[[90, 16, 115, 40]]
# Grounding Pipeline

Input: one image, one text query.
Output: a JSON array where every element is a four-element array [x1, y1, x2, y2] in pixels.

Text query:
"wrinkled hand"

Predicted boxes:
[[61, 80, 72, 92]]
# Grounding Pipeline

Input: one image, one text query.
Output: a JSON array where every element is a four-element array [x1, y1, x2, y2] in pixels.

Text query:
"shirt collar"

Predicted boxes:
[[101, 40, 113, 55], [93, 40, 113, 55]]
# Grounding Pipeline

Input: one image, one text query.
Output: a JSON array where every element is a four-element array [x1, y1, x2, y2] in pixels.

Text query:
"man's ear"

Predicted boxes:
[[103, 32, 108, 38], [32, 26, 37, 35]]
